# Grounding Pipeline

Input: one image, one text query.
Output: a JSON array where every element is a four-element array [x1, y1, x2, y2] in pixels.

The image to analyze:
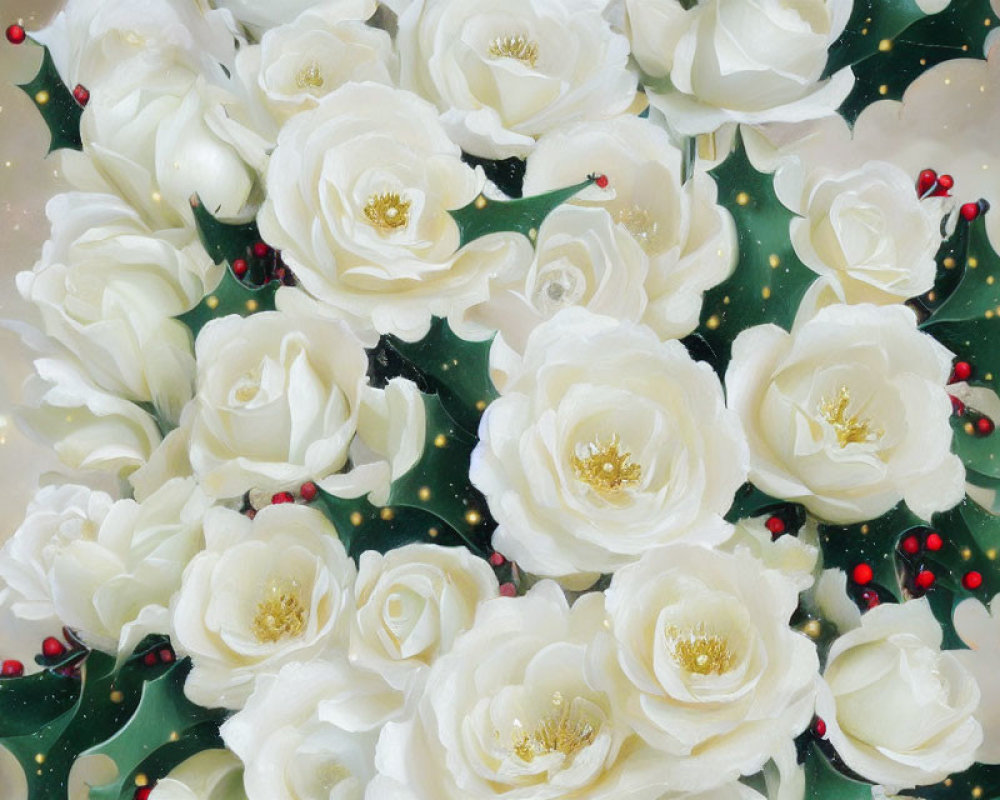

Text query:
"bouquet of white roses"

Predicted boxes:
[[2, 0, 1000, 798]]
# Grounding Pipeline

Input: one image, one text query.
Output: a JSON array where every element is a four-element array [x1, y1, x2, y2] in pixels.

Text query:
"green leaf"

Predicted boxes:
[[804, 744, 873, 800], [461, 153, 526, 198], [383, 317, 497, 435], [899, 761, 1000, 798], [930, 499, 1000, 598], [0, 670, 78, 738], [190, 196, 262, 279], [175, 268, 279, 340], [823, 0, 929, 78], [950, 413, 1000, 480], [18, 43, 83, 153], [449, 178, 594, 248], [85, 659, 226, 800], [696, 134, 816, 371], [839, 0, 999, 124], [724, 483, 789, 523]]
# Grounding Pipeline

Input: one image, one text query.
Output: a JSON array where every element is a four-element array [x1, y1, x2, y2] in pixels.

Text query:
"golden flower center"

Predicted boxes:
[[667, 625, 735, 675], [296, 61, 324, 89], [614, 205, 661, 251], [511, 699, 596, 763], [488, 34, 539, 68], [363, 192, 411, 233], [818, 386, 880, 447], [251, 579, 307, 644], [572, 434, 641, 492]]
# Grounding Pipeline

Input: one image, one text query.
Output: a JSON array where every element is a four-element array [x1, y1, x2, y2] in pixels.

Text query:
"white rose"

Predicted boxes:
[[148, 750, 246, 800], [632, 0, 854, 135], [470, 307, 748, 582], [396, 0, 638, 158], [953, 592, 1000, 764], [222, 661, 382, 800], [234, 0, 396, 137], [351, 544, 499, 696], [466, 204, 649, 353], [722, 515, 820, 592], [816, 599, 982, 790], [726, 303, 965, 524], [212, 0, 336, 34], [370, 581, 668, 800], [789, 163, 942, 308], [589, 545, 818, 791], [75, 58, 257, 230], [172, 504, 356, 709], [514, 116, 737, 342], [258, 82, 530, 341], [17, 193, 218, 425], [19, 358, 162, 476], [188, 309, 423, 500]]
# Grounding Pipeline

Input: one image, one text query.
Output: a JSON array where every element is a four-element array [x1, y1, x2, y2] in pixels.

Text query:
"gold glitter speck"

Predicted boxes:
[[572, 434, 641, 492], [489, 34, 539, 68], [350, 511, 363, 526], [35, 90, 50, 105], [206, 295, 220, 309], [364, 192, 411, 233], [706, 314, 721, 330], [252, 579, 307, 644], [736, 192, 750, 206]]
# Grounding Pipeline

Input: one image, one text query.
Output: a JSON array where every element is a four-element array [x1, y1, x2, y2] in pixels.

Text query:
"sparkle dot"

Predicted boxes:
[[945, 78, 952, 85], [972, 787, 983, 799], [349, 511, 363, 526], [151, 191, 162, 203], [861, 524, 870, 535], [434, 433, 447, 448], [418, 486, 431, 501], [135, 774, 148, 787], [465, 510, 482, 525], [768, 254, 780, 268], [803, 620, 821, 638], [380, 507, 394, 521], [205, 295, 220, 309], [735, 192, 750, 206], [475, 400, 487, 411], [988, 373, 995, 382], [987, 18, 993, 26], [428, 527, 439, 538], [878, 84, 889, 95], [945, 779, 953, 787], [34, 754, 45, 765], [962, 547, 973, 560], [861, 27, 868, 34], [474, 195, 487, 209], [706, 314, 721, 330], [927, 291, 936, 302], [761, 287, 771, 300], [944, 257, 956, 269], [965, 422, 976, 435], [245, 299, 259, 312], [988, 276, 995, 285], [986, 310, 994, 319], [970, 258, 979, 268], [988, 548, 997, 560], [34, 90, 49, 105], [169, 731, 179, 742], [528, 228, 537, 240], [109, 690, 124, 703], [878, 39, 892, 51], [920, 58, 927, 65], [722, 296, 730, 305]]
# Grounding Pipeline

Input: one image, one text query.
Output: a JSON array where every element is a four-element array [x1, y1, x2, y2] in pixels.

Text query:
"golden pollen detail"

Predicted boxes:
[[364, 192, 411, 233], [572, 434, 641, 492], [488, 34, 539, 68], [614, 205, 660, 250], [819, 386, 879, 448], [295, 61, 324, 89], [252, 579, 307, 644], [512, 707, 596, 763], [667, 625, 735, 675]]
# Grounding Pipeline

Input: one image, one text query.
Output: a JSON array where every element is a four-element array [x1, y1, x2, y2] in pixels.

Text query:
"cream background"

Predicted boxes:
[[0, 0, 74, 542]]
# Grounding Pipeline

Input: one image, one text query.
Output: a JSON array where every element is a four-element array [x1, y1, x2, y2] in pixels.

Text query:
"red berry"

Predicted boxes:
[[5, 24, 26, 44], [1, 660, 24, 677], [963, 571, 984, 590], [41, 637, 65, 658], [595, 174, 609, 189], [252, 242, 270, 258], [901, 535, 920, 555], [851, 563, 873, 585], [961, 202, 981, 221], [977, 416, 995, 436], [937, 174, 954, 191], [232, 258, 248, 278], [489, 552, 506, 567], [813, 717, 827, 738], [765, 516, 786, 536], [950, 395, 966, 416], [499, 582, 517, 597], [135, 787, 153, 800], [271, 491, 294, 504], [925, 532, 943, 551], [917, 169, 938, 195], [952, 361, 973, 382], [860, 589, 881, 609], [915, 569, 936, 590], [158, 648, 174, 664], [143, 651, 158, 667], [72, 84, 89, 106], [300, 481, 318, 501]]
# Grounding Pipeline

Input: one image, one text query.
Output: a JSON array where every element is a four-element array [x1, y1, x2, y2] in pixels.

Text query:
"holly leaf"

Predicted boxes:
[[0, 670, 77, 738], [929, 499, 1000, 599], [839, 0, 999, 124], [823, 0, 931, 78], [899, 762, 1000, 798], [696, 134, 816, 371], [950, 414, 1000, 480], [804, 745, 873, 800], [379, 317, 497, 435], [190, 196, 262, 277], [449, 177, 594, 248], [18, 43, 82, 153], [461, 153, 526, 198], [85, 659, 226, 800], [175, 269, 279, 340]]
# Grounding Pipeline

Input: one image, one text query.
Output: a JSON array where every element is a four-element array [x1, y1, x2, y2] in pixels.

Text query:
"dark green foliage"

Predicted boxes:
[[804, 744, 873, 800], [824, 0, 929, 77], [175, 268, 279, 340], [461, 153, 527, 198], [190, 197, 263, 281], [18, 43, 82, 153]]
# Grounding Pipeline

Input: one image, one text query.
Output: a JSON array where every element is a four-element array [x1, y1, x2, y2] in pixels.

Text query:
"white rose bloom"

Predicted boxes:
[[148, 750, 246, 800], [722, 516, 820, 592], [631, 0, 854, 135], [213, 0, 335, 34], [509, 116, 737, 342], [953, 592, 1000, 764], [816, 599, 982, 790], [223, 661, 383, 800], [396, 0, 638, 158], [470, 307, 747, 582], [351, 544, 499, 696], [589, 545, 818, 791], [1, 478, 209, 654], [726, 303, 965, 524], [369, 581, 668, 800], [234, 1, 396, 138], [258, 82, 530, 341], [789, 162, 942, 308], [17, 193, 218, 425], [188, 310, 423, 500], [172, 504, 356, 709], [19, 358, 162, 476]]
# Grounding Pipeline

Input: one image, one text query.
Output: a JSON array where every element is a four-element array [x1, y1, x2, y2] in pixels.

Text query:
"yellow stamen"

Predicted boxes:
[[819, 386, 879, 447], [488, 34, 539, 68], [667, 624, 735, 675], [572, 434, 640, 492], [363, 192, 411, 233], [251, 579, 307, 643], [295, 62, 324, 89], [511, 705, 596, 763]]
